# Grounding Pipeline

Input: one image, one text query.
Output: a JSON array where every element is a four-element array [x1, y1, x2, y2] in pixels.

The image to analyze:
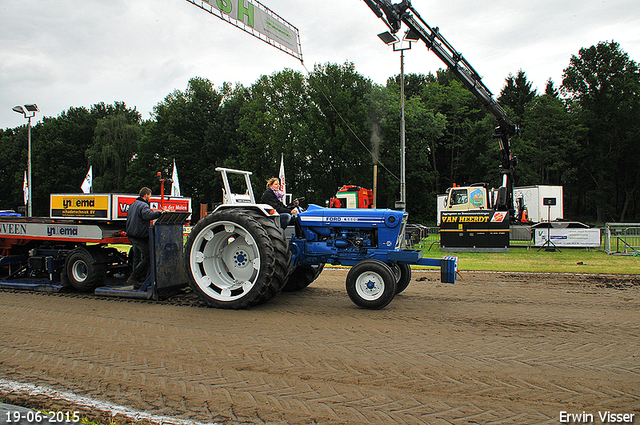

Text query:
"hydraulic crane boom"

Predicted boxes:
[[364, 0, 520, 216]]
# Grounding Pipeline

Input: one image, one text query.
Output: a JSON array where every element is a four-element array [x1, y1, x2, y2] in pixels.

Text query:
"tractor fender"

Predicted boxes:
[[212, 203, 281, 219]]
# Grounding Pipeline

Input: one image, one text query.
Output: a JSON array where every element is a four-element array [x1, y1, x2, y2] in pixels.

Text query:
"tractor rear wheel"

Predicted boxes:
[[184, 209, 288, 309], [346, 259, 396, 309], [282, 263, 325, 292], [244, 209, 291, 305]]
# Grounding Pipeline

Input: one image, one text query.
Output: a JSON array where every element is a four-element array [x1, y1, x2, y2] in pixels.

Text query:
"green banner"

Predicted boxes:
[[186, 0, 302, 61]]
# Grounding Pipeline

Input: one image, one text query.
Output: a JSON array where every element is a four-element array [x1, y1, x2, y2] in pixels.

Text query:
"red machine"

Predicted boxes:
[[0, 192, 191, 297], [329, 185, 374, 209]]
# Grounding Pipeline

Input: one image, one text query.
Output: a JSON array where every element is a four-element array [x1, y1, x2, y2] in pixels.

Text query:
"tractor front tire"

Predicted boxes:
[[184, 209, 288, 309], [346, 259, 396, 310], [392, 263, 412, 294]]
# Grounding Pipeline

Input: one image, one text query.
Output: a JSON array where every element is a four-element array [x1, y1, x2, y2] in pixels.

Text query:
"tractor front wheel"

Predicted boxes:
[[392, 263, 412, 294], [346, 259, 396, 309]]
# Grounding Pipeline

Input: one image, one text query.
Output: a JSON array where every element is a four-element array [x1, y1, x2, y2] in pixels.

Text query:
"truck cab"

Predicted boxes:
[[445, 184, 490, 211]]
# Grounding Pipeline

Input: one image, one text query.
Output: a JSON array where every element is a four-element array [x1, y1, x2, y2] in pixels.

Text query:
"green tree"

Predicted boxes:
[[29, 106, 102, 215], [421, 69, 491, 190], [0, 102, 141, 216], [238, 69, 310, 198], [303, 62, 376, 205], [499, 70, 537, 122], [545, 78, 559, 97], [133, 77, 229, 205], [86, 113, 142, 192], [518, 94, 582, 187], [562, 41, 640, 222], [0, 127, 30, 212], [387, 73, 430, 99], [376, 76, 446, 222]]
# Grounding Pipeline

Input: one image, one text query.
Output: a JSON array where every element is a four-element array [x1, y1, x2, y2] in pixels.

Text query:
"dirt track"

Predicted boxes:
[[1, 269, 639, 424]]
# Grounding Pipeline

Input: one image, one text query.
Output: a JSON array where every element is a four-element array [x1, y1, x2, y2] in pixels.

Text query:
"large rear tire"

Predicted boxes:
[[65, 247, 107, 291], [184, 209, 288, 309], [346, 259, 396, 310], [245, 210, 291, 305]]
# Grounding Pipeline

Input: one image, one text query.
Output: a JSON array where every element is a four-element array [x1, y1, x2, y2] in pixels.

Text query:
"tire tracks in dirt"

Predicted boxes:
[[1, 270, 639, 424]]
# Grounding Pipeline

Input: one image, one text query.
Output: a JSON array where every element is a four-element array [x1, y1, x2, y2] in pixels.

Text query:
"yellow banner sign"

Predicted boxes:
[[50, 194, 110, 219]]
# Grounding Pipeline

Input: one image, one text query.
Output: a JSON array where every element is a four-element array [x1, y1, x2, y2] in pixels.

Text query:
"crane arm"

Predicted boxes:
[[364, 0, 519, 214]]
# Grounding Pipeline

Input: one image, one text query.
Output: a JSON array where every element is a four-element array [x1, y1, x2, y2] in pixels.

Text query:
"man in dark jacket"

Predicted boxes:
[[126, 187, 166, 286]]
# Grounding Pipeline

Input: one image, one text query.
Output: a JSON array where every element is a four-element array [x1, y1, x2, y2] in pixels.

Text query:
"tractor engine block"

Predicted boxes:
[[290, 204, 407, 267]]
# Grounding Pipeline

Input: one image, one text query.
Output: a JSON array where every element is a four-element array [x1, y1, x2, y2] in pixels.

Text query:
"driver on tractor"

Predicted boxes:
[[260, 177, 299, 229]]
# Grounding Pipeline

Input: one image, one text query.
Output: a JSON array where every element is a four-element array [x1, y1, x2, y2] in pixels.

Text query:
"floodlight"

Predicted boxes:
[[11, 103, 39, 217], [377, 31, 398, 45], [404, 28, 421, 41], [12, 104, 38, 117]]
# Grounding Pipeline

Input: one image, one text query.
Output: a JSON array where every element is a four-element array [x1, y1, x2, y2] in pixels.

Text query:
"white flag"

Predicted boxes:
[[171, 159, 181, 197], [279, 153, 286, 204], [23, 171, 28, 205], [81, 166, 92, 193]]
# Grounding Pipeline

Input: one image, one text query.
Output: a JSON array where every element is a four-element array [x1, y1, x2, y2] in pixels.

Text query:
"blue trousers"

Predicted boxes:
[[280, 213, 292, 229]]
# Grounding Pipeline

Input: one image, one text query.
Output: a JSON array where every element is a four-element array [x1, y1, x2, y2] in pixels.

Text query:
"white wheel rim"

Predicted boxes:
[[71, 260, 88, 283], [188, 220, 260, 301], [354, 271, 385, 301]]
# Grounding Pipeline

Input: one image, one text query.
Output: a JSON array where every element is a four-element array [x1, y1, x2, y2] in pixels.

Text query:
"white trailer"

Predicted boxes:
[[512, 185, 563, 223]]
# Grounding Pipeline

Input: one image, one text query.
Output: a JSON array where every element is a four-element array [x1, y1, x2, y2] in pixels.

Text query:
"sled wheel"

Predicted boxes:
[[282, 263, 325, 292], [346, 259, 396, 310], [392, 263, 412, 294], [65, 246, 107, 291], [184, 209, 287, 309]]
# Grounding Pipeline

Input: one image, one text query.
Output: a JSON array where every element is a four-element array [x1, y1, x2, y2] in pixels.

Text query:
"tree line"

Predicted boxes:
[[1, 41, 638, 225]]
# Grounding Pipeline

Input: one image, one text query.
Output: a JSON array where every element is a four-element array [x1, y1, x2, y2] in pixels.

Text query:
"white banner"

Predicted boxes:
[[186, 0, 302, 61], [279, 153, 286, 203], [534, 227, 601, 248], [171, 160, 181, 197], [23, 171, 28, 205], [81, 166, 93, 194]]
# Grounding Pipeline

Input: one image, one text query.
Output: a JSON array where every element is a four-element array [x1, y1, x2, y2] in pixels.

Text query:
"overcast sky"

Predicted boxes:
[[1, 0, 639, 129]]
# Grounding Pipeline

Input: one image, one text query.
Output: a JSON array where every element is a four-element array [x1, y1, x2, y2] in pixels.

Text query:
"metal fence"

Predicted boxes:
[[604, 223, 640, 255], [405, 225, 440, 250], [510, 225, 533, 248]]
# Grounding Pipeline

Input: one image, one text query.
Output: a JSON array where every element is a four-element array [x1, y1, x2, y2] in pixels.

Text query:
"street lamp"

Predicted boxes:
[[378, 30, 412, 211], [12, 103, 39, 217]]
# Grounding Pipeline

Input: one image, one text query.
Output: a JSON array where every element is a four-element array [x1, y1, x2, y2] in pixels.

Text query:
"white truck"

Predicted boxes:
[[437, 185, 564, 225]]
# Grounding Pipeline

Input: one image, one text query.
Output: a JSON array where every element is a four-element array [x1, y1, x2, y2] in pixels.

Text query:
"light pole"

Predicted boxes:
[[378, 31, 412, 211], [12, 104, 39, 217]]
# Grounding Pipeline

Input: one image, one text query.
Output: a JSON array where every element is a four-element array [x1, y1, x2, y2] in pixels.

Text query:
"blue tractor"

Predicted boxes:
[[184, 168, 457, 310]]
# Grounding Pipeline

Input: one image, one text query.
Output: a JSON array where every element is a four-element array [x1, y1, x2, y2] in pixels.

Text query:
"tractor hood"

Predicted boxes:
[[299, 204, 405, 228]]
